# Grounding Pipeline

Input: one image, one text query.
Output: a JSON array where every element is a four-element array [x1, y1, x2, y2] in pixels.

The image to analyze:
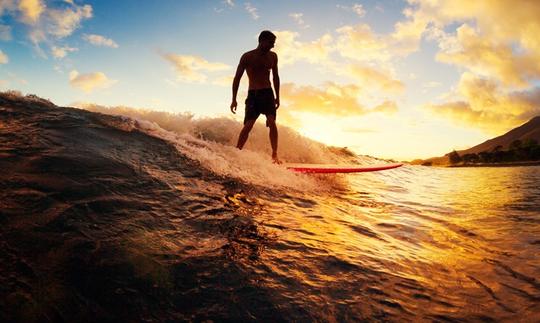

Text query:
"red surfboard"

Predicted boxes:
[[285, 163, 403, 174]]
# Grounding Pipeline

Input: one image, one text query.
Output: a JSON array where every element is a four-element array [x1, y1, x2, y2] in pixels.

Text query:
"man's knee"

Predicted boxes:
[[266, 117, 276, 128], [243, 120, 256, 131]]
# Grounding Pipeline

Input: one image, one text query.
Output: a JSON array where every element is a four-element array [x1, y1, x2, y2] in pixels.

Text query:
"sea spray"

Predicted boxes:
[[78, 103, 373, 190]]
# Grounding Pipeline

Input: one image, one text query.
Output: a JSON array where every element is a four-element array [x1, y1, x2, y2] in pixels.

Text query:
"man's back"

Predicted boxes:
[[242, 49, 277, 90]]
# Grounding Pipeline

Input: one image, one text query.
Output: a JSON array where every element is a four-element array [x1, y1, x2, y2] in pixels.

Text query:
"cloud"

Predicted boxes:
[[0, 24, 12, 40], [18, 0, 45, 24], [435, 24, 540, 88], [373, 100, 398, 115], [401, 0, 540, 86], [282, 82, 367, 117], [51, 45, 77, 58], [224, 0, 234, 7], [346, 64, 405, 93], [161, 53, 230, 83], [335, 24, 391, 62], [352, 4, 366, 17], [273, 30, 333, 66], [289, 13, 309, 29], [83, 33, 119, 48], [45, 4, 92, 38], [69, 70, 117, 93], [279, 82, 399, 127], [336, 3, 366, 17], [0, 1, 93, 55], [244, 2, 259, 20], [425, 72, 540, 134], [0, 50, 8, 64]]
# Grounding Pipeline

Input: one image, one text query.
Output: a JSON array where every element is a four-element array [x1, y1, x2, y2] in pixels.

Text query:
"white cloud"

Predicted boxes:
[[224, 0, 234, 7], [51, 45, 77, 59], [46, 4, 92, 39], [161, 53, 230, 83], [0, 50, 8, 64], [352, 4, 366, 17], [244, 2, 259, 20], [83, 33, 119, 48], [289, 13, 309, 29], [69, 70, 117, 93], [336, 3, 366, 17]]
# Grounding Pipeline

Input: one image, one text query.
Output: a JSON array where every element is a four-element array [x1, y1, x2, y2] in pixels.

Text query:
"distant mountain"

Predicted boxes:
[[412, 116, 540, 165], [458, 116, 540, 155]]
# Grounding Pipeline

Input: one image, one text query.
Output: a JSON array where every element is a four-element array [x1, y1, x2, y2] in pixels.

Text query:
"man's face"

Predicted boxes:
[[260, 38, 275, 51]]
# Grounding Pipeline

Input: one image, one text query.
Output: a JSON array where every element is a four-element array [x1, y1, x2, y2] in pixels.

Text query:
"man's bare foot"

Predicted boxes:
[[272, 153, 282, 164]]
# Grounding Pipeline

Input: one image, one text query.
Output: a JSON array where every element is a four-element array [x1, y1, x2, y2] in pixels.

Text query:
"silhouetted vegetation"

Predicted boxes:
[[448, 139, 540, 165]]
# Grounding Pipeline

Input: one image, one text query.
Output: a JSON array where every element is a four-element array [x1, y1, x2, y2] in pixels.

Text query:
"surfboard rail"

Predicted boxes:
[[285, 163, 403, 174]]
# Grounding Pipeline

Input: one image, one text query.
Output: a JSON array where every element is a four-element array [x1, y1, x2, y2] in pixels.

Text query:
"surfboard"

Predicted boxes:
[[285, 163, 403, 174]]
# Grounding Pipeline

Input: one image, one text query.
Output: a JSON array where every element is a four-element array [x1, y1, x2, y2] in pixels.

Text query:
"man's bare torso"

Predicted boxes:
[[242, 49, 277, 90]]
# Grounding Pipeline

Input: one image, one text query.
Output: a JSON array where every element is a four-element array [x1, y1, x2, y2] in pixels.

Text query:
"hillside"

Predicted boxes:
[[459, 116, 540, 155], [412, 116, 540, 166]]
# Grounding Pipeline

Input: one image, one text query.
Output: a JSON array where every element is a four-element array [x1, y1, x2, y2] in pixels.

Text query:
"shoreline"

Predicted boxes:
[[446, 160, 540, 168]]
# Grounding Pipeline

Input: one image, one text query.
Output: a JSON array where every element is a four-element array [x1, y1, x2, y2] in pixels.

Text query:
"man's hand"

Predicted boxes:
[[230, 100, 237, 114], [275, 98, 280, 109]]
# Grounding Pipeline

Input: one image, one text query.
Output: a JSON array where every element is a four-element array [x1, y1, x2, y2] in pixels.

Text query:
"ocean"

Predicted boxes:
[[1, 93, 539, 321]]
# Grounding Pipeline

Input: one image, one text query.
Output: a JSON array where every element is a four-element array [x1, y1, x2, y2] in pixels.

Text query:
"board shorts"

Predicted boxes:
[[244, 88, 276, 125]]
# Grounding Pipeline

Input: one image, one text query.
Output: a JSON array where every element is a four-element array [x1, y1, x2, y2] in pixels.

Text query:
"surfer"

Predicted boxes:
[[230, 30, 281, 163]]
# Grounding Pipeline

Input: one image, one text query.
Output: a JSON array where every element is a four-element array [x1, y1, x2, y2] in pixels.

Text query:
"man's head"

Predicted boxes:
[[258, 30, 276, 52]]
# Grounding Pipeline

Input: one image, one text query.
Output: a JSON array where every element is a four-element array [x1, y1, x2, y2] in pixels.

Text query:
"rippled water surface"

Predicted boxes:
[[227, 165, 540, 321], [3, 97, 539, 322]]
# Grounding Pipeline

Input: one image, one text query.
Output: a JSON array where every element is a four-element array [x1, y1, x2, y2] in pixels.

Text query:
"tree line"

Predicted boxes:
[[447, 139, 540, 164]]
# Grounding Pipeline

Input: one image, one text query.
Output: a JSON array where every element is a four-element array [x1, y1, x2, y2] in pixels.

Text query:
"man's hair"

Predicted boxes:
[[258, 30, 276, 43]]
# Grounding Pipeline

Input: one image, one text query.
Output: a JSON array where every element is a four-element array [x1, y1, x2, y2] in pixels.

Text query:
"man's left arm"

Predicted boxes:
[[272, 53, 280, 109]]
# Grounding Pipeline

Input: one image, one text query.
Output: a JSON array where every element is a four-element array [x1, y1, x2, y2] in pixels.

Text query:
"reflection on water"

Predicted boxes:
[[3, 94, 539, 321], [236, 165, 540, 321]]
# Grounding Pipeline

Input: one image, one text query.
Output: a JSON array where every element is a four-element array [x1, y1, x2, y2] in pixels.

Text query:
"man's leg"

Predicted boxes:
[[266, 116, 279, 161], [236, 119, 256, 150]]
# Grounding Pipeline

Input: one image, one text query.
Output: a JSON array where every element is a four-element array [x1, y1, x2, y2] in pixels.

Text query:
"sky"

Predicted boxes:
[[1, 0, 540, 161]]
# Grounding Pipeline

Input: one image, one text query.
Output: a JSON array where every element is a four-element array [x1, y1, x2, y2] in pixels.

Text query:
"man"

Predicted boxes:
[[230, 30, 281, 163]]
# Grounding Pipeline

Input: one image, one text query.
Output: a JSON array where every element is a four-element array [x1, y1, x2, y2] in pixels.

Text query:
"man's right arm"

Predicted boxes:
[[230, 54, 246, 114]]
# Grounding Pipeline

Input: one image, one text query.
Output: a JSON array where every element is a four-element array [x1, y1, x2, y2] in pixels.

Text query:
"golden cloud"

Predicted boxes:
[[347, 64, 405, 93], [278, 82, 399, 128], [406, 0, 540, 86], [436, 24, 540, 87], [273, 30, 333, 66], [83, 33, 119, 48], [51, 45, 77, 59], [335, 24, 391, 62], [69, 70, 117, 93], [282, 82, 366, 116], [426, 72, 540, 134], [18, 0, 44, 24], [373, 100, 398, 115], [162, 53, 230, 83], [0, 50, 8, 64]]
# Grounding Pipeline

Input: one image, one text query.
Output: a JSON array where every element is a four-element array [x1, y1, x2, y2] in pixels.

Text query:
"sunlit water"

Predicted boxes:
[[6, 97, 537, 321], [235, 165, 540, 321], [83, 104, 540, 321]]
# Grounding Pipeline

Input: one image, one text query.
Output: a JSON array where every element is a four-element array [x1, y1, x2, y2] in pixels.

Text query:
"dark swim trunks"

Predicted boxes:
[[244, 88, 276, 125]]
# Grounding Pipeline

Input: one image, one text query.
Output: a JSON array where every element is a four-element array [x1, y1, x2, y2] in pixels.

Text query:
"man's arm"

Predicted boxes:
[[272, 53, 280, 109], [230, 54, 246, 114]]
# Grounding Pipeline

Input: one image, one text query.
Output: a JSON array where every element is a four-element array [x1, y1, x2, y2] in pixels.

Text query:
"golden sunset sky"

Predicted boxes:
[[1, 0, 540, 160]]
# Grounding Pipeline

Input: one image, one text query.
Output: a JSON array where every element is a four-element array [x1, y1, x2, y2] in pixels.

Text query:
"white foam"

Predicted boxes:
[[78, 103, 376, 190]]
